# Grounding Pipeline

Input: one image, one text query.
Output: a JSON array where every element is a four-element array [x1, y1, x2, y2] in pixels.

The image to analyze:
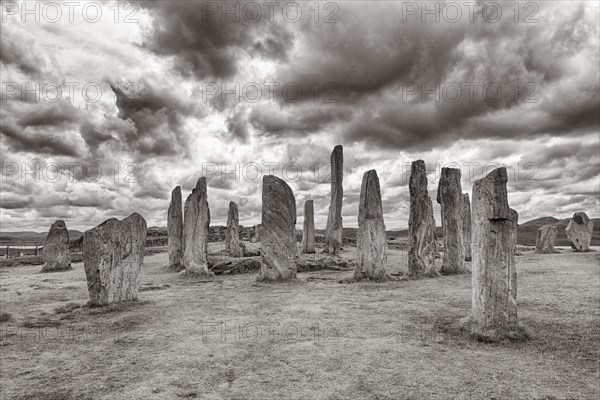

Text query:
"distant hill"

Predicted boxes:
[[0, 230, 84, 244], [517, 217, 600, 246]]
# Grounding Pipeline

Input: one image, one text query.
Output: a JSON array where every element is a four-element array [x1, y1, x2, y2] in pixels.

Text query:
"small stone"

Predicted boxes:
[[41, 220, 71, 272], [536, 225, 558, 254], [167, 186, 184, 269], [325, 145, 343, 255], [302, 200, 315, 254], [226, 201, 243, 257], [565, 212, 593, 252]]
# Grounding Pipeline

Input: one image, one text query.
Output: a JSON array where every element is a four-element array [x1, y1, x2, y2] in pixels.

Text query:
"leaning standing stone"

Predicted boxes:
[[536, 225, 558, 254], [83, 213, 147, 306], [167, 186, 184, 269], [41, 220, 71, 272], [325, 145, 343, 255], [408, 160, 438, 278], [565, 212, 594, 252], [354, 170, 388, 281], [226, 201, 243, 257], [258, 175, 297, 281], [302, 200, 316, 253], [437, 168, 465, 274], [471, 168, 518, 330], [181, 178, 211, 275], [463, 193, 472, 261]]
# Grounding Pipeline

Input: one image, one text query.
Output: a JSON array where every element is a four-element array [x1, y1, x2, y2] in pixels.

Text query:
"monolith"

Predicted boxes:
[[408, 160, 438, 278], [565, 212, 593, 252], [354, 170, 388, 281], [226, 201, 243, 257], [325, 145, 343, 255], [41, 220, 71, 272], [258, 175, 297, 281], [302, 200, 315, 253], [168, 186, 184, 269], [83, 213, 147, 306], [536, 225, 558, 254], [437, 168, 465, 274], [463, 193, 472, 261], [181, 178, 211, 275], [471, 168, 518, 330]]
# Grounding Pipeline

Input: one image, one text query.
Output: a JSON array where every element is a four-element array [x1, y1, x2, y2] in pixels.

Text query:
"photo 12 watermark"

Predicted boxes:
[[1, 161, 139, 183]]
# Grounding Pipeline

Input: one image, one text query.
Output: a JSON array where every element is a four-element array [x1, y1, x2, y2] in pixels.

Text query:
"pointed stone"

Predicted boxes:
[[354, 170, 388, 281], [302, 200, 315, 253], [536, 225, 558, 254], [181, 178, 211, 275], [463, 193, 472, 261], [167, 186, 184, 269], [408, 160, 438, 278], [565, 212, 593, 252], [41, 220, 71, 272], [83, 213, 147, 306], [325, 145, 343, 255], [226, 201, 243, 257], [182, 193, 192, 253], [258, 175, 297, 281], [436, 168, 465, 274], [471, 168, 518, 330]]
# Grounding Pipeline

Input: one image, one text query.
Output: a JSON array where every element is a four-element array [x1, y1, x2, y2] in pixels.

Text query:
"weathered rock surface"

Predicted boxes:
[[354, 170, 388, 281], [565, 212, 593, 252], [41, 220, 71, 272], [536, 225, 558, 254], [437, 168, 465, 274], [83, 213, 147, 306], [463, 193, 472, 261], [302, 200, 315, 253], [167, 186, 184, 269], [252, 224, 262, 243], [325, 145, 343, 255], [181, 178, 211, 275], [408, 160, 438, 278], [258, 175, 297, 281], [225, 201, 243, 257], [209, 256, 261, 275], [471, 168, 518, 330]]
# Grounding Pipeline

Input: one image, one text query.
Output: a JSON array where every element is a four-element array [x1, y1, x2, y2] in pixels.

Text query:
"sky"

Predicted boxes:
[[1, 0, 599, 232]]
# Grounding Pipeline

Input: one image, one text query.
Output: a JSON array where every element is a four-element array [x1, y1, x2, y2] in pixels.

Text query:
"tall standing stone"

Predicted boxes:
[[565, 212, 594, 252], [83, 213, 147, 306], [354, 170, 388, 281], [258, 175, 297, 281], [226, 201, 243, 257], [302, 200, 315, 253], [181, 178, 211, 275], [536, 225, 558, 254], [41, 220, 71, 272], [437, 168, 465, 274], [167, 186, 184, 269], [325, 145, 343, 255], [463, 193, 472, 261], [471, 168, 518, 330], [408, 160, 438, 278]]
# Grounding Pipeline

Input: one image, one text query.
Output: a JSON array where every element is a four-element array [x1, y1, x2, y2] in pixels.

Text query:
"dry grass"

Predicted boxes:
[[0, 244, 598, 399]]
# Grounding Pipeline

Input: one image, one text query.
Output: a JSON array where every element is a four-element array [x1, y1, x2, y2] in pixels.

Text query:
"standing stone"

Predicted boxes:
[[167, 186, 184, 269], [471, 168, 518, 330], [565, 212, 594, 252], [258, 175, 297, 281], [302, 200, 315, 253], [226, 201, 243, 257], [83, 213, 147, 306], [41, 220, 71, 272], [463, 193, 472, 261], [325, 145, 343, 255], [181, 178, 211, 275], [354, 170, 388, 281], [408, 160, 438, 278], [437, 168, 465, 274], [536, 225, 558, 254]]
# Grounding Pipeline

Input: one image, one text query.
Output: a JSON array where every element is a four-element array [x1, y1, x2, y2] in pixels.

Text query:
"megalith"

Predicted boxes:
[[536, 225, 558, 254], [181, 178, 211, 275], [565, 212, 593, 252], [258, 175, 297, 281], [325, 145, 343, 255], [83, 213, 147, 306], [437, 168, 465, 274], [302, 200, 315, 254], [226, 201, 243, 257], [463, 193, 472, 261], [407, 160, 438, 278], [167, 186, 184, 269], [41, 220, 71, 272]]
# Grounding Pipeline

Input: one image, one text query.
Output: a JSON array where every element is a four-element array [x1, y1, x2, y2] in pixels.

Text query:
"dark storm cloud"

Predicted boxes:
[[0, 121, 80, 157], [17, 101, 80, 127]]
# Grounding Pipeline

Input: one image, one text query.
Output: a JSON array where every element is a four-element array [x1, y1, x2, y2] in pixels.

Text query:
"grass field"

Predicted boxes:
[[0, 245, 598, 400]]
